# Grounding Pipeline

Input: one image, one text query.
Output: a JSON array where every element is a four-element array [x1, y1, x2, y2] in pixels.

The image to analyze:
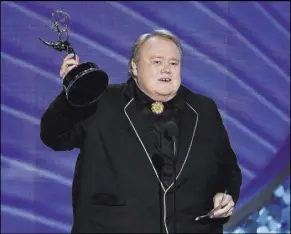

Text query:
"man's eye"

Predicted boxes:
[[154, 60, 162, 64], [170, 62, 178, 66]]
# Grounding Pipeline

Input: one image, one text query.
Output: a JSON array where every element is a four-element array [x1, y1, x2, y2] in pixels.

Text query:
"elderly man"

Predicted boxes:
[[40, 29, 242, 233]]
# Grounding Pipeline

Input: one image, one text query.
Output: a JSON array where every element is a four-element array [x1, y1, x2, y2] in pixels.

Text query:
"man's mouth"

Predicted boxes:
[[158, 78, 171, 82]]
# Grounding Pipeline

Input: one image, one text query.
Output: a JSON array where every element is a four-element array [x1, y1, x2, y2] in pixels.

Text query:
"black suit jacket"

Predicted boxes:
[[40, 79, 242, 233]]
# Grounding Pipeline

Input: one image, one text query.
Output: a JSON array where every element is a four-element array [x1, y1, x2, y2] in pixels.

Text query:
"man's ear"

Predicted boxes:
[[131, 60, 138, 77]]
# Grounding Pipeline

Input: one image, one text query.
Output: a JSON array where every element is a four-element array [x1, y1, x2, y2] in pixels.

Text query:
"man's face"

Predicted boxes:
[[132, 36, 182, 102]]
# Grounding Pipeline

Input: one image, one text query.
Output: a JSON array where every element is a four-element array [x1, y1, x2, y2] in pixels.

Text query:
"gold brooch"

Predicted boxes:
[[151, 102, 164, 115]]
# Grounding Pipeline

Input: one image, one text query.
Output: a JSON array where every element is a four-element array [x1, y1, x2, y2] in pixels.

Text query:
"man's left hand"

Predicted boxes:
[[210, 192, 235, 218]]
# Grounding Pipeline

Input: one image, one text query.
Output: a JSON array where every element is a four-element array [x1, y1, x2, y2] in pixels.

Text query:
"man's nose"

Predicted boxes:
[[161, 65, 171, 73]]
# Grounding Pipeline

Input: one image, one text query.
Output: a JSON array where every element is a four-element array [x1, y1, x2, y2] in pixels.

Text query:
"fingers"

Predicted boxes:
[[211, 200, 235, 218], [221, 195, 232, 207], [59, 54, 79, 79], [63, 54, 79, 68], [75, 54, 79, 64], [65, 64, 77, 75], [64, 53, 73, 61], [225, 207, 234, 217], [214, 193, 231, 209]]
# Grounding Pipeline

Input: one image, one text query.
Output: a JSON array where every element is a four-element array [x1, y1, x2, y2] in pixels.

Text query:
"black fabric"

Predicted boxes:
[[40, 77, 243, 233], [127, 79, 184, 189]]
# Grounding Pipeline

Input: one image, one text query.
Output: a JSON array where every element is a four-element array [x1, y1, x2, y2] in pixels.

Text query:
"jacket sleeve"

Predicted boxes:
[[40, 91, 98, 151], [212, 101, 243, 205], [209, 100, 243, 227]]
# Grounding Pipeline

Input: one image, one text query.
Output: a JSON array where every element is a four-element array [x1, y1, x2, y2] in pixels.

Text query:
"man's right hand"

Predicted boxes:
[[59, 53, 80, 79]]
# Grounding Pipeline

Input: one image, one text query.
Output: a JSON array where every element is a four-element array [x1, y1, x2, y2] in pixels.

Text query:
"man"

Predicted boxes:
[[40, 29, 242, 233]]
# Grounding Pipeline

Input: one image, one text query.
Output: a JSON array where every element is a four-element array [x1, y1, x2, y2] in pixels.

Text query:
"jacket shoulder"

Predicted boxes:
[[98, 83, 125, 102], [181, 85, 218, 110], [106, 83, 125, 94]]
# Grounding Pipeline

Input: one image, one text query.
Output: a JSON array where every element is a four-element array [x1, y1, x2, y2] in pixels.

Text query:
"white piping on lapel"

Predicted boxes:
[[124, 99, 199, 234], [163, 102, 199, 234], [124, 98, 166, 193], [166, 102, 199, 190]]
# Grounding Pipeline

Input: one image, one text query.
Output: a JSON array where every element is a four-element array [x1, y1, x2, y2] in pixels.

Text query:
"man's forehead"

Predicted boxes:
[[150, 55, 180, 61], [141, 36, 179, 49], [145, 38, 176, 48], [138, 36, 182, 60]]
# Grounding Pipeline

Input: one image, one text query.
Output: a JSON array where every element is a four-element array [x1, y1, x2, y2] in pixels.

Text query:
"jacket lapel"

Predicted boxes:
[[175, 102, 199, 179], [124, 98, 166, 192], [122, 80, 199, 191]]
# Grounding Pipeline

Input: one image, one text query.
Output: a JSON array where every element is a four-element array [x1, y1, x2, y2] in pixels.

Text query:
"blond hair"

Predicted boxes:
[[128, 29, 183, 78]]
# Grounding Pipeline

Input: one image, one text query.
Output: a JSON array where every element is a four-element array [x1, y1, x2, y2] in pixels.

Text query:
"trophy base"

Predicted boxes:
[[63, 62, 109, 107]]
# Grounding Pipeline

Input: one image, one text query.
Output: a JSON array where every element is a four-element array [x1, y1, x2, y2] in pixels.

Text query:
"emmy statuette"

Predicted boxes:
[[38, 10, 108, 107]]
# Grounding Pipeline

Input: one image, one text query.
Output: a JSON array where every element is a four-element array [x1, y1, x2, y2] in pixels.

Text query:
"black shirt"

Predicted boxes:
[[133, 81, 185, 189]]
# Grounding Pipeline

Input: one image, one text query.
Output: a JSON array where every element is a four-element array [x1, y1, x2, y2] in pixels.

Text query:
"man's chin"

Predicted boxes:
[[154, 92, 176, 101]]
